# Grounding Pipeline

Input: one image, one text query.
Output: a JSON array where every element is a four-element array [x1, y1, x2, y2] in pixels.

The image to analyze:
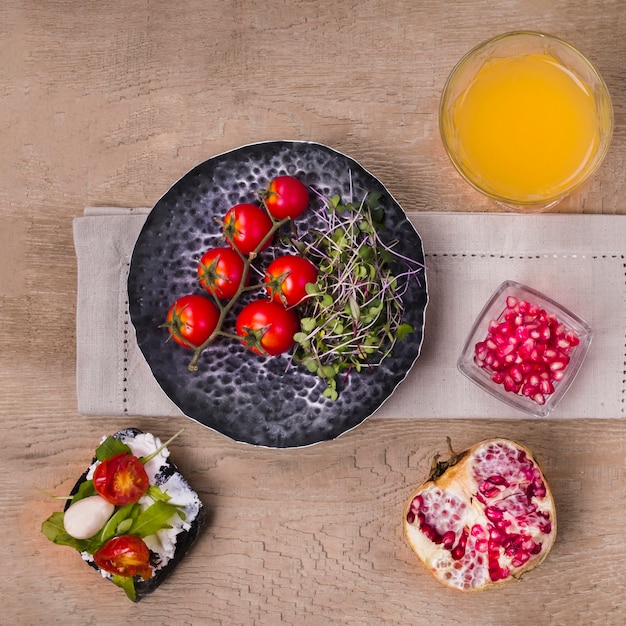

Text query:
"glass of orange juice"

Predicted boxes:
[[439, 31, 613, 211]]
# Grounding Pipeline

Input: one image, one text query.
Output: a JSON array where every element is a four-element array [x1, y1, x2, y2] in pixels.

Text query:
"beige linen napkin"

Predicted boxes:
[[73, 207, 184, 418], [73, 209, 626, 420]]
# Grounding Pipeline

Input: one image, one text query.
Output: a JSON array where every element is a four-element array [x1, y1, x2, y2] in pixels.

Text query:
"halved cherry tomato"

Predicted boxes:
[[93, 453, 150, 506], [263, 176, 309, 219], [93, 535, 153, 580], [236, 299, 300, 356], [166, 294, 219, 349], [198, 247, 248, 300], [223, 203, 273, 255], [264, 255, 318, 307]]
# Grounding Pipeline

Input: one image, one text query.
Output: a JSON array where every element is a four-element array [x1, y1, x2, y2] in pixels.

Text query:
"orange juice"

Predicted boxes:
[[440, 33, 613, 209], [454, 53, 597, 202]]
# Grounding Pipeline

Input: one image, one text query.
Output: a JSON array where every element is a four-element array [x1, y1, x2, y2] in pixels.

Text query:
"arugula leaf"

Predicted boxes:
[[116, 518, 133, 535], [98, 503, 140, 544], [41, 512, 89, 551], [96, 436, 132, 461], [112, 574, 137, 602], [129, 500, 183, 538], [147, 484, 172, 502], [70, 479, 96, 505], [41, 511, 67, 542]]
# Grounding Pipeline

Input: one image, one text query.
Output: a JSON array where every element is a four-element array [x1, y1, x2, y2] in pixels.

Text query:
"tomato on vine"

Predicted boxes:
[[165, 295, 219, 349], [236, 299, 300, 356], [264, 254, 318, 307], [263, 176, 309, 219], [223, 203, 273, 255], [93, 535, 153, 580], [198, 247, 249, 300], [93, 453, 150, 506]]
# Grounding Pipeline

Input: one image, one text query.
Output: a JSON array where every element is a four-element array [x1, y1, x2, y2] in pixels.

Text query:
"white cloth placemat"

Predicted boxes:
[[73, 208, 626, 419]]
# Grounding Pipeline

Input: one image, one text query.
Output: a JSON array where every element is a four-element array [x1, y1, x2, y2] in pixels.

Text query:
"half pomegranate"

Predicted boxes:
[[403, 438, 556, 591]]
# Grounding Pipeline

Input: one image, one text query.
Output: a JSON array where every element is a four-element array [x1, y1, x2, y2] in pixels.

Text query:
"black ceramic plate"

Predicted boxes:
[[128, 141, 428, 448]]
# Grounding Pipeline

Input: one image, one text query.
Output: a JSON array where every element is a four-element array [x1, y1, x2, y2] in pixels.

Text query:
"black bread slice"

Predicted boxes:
[[64, 428, 205, 601]]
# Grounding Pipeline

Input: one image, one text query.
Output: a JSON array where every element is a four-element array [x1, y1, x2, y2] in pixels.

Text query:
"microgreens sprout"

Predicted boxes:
[[291, 189, 425, 400]]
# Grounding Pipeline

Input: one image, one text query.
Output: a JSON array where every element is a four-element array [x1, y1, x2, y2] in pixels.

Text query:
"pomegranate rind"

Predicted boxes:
[[403, 438, 556, 592]]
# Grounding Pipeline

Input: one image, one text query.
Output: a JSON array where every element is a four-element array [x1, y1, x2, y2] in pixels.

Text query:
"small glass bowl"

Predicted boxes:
[[457, 280, 593, 417]]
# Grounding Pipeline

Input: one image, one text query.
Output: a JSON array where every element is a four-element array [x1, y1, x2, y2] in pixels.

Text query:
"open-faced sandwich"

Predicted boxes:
[[42, 428, 205, 601]]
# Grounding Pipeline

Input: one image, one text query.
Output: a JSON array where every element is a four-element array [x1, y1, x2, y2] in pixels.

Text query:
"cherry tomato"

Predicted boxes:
[[93, 535, 153, 580], [166, 294, 219, 349], [198, 247, 248, 300], [223, 203, 273, 255], [93, 453, 150, 506], [236, 299, 300, 356], [264, 255, 318, 307], [263, 176, 309, 219]]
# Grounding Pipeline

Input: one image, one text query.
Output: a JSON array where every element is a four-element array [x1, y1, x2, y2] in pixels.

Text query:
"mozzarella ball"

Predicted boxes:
[[64, 495, 115, 540]]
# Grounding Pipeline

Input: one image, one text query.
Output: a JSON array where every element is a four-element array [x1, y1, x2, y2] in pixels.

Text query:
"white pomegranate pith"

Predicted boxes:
[[404, 439, 556, 591]]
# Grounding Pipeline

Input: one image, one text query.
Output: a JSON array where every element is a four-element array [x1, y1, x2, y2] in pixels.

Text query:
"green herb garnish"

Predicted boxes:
[[292, 190, 424, 400]]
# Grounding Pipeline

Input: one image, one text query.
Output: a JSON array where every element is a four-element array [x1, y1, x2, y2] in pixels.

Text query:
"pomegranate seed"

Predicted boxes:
[[490, 371, 502, 383], [531, 479, 547, 499], [539, 380, 554, 395], [517, 338, 535, 359], [503, 353, 516, 366], [498, 343, 516, 357], [475, 341, 488, 360], [549, 359, 566, 372], [512, 550, 531, 567], [479, 481, 499, 498], [471, 524, 487, 538], [503, 376, 520, 393], [475, 539, 489, 552], [442, 530, 456, 549], [543, 348, 558, 361], [450, 528, 468, 560], [472, 293, 581, 407], [485, 506, 503, 521], [508, 365, 524, 383], [488, 475, 509, 486]]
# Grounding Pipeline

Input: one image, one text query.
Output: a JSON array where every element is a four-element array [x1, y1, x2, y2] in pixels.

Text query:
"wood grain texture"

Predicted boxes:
[[2, 1, 625, 623]]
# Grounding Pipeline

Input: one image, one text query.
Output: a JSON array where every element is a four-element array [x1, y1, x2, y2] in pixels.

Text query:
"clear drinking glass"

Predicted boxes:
[[439, 31, 613, 211]]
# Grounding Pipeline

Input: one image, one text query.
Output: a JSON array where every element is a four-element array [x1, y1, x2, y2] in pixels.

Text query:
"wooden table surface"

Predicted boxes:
[[3, 1, 625, 624]]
